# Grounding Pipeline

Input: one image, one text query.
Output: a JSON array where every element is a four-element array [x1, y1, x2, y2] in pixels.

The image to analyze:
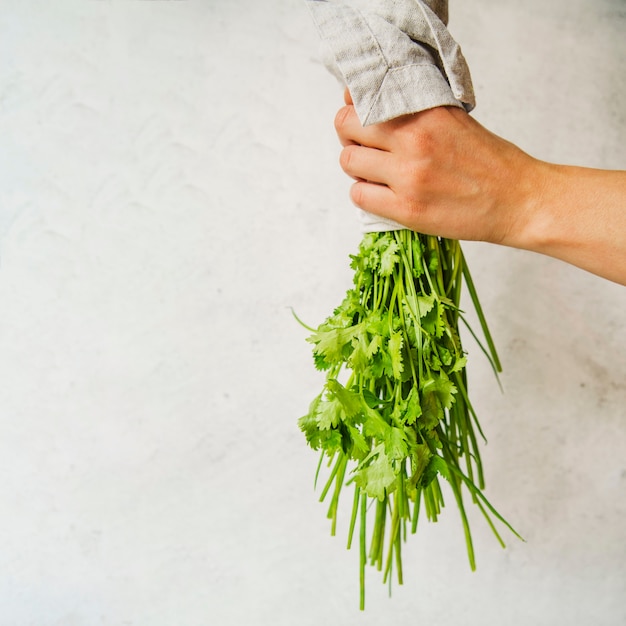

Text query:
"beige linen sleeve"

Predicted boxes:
[[305, 0, 475, 126]]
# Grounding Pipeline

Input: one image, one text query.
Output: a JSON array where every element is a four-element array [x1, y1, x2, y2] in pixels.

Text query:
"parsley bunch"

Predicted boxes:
[[298, 230, 520, 609]]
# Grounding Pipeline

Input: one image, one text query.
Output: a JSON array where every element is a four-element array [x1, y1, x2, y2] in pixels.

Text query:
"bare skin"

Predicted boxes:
[[335, 89, 626, 285]]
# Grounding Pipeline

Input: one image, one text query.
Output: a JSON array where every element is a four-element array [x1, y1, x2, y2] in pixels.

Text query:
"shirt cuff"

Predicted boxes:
[[305, 0, 475, 126]]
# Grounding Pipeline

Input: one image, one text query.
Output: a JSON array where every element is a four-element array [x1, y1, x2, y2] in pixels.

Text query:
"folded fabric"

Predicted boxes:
[[305, 0, 475, 126]]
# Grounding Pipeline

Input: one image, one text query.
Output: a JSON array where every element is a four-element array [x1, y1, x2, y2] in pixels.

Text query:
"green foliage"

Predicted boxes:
[[299, 230, 518, 609]]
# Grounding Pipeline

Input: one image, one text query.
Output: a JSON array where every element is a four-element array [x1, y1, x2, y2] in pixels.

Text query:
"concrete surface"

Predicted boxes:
[[0, 1, 624, 624]]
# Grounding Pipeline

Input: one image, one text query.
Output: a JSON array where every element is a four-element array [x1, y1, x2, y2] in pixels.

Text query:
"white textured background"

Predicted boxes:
[[0, 1, 625, 624]]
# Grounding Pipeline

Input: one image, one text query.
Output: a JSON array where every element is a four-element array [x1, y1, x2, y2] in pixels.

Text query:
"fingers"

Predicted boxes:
[[339, 144, 394, 186], [334, 104, 393, 151], [335, 90, 410, 227], [349, 181, 399, 221]]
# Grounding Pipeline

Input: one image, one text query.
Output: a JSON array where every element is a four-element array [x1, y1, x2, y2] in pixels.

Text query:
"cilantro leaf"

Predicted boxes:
[[422, 376, 457, 410], [449, 355, 468, 374], [307, 323, 363, 366], [349, 331, 371, 373], [362, 405, 391, 440], [326, 379, 362, 419], [379, 238, 400, 277], [348, 425, 369, 458], [420, 388, 443, 429], [404, 387, 422, 425], [384, 426, 409, 460], [419, 454, 446, 488], [408, 443, 432, 487], [353, 445, 397, 500], [315, 398, 343, 430]]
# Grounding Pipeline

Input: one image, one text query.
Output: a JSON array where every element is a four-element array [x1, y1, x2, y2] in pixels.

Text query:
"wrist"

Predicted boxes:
[[465, 120, 555, 253], [495, 154, 553, 253], [503, 160, 626, 284]]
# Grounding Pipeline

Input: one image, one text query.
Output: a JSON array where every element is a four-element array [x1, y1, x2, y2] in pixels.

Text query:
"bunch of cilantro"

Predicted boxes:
[[298, 230, 520, 609]]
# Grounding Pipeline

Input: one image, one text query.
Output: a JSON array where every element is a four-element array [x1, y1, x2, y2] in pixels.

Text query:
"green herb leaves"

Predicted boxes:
[[299, 230, 518, 609]]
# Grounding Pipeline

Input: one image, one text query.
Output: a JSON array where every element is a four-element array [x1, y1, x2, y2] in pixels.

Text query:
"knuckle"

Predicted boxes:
[[406, 197, 428, 221], [400, 158, 430, 191], [410, 127, 436, 156], [397, 197, 427, 232], [394, 160, 433, 224]]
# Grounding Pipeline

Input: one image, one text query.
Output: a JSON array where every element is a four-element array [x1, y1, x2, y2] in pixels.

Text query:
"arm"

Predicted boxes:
[[335, 91, 626, 285]]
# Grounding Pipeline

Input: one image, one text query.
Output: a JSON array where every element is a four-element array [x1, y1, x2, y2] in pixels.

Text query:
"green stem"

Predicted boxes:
[[347, 484, 360, 549], [319, 453, 343, 503], [327, 455, 348, 535], [411, 489, 422, 534], [359, 492, 367, 611], [369, 496, 388, 570], [461, 257, 502, 372]]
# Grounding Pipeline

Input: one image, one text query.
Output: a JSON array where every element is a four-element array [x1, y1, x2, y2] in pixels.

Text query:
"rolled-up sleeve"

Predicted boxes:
[[305, 0, 475, 126]]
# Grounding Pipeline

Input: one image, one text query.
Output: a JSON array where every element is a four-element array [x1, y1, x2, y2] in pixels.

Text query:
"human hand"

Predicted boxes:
[[334, 89, 543, 248], [335, 89, 626, 284]]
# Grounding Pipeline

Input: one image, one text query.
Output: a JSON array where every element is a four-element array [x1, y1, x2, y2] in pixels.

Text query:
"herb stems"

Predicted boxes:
[[299, 230, 520, 609]]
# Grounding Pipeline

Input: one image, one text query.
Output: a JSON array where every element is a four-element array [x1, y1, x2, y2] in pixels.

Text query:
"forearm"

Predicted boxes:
[[513, 161, 626, 285]]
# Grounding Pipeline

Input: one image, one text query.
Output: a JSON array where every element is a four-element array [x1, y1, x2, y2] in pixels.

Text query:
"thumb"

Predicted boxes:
[[344, 88, 353, 105]]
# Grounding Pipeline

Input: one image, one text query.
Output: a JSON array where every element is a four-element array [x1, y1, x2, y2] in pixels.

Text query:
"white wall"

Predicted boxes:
[[0, 1, 624, 624]]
